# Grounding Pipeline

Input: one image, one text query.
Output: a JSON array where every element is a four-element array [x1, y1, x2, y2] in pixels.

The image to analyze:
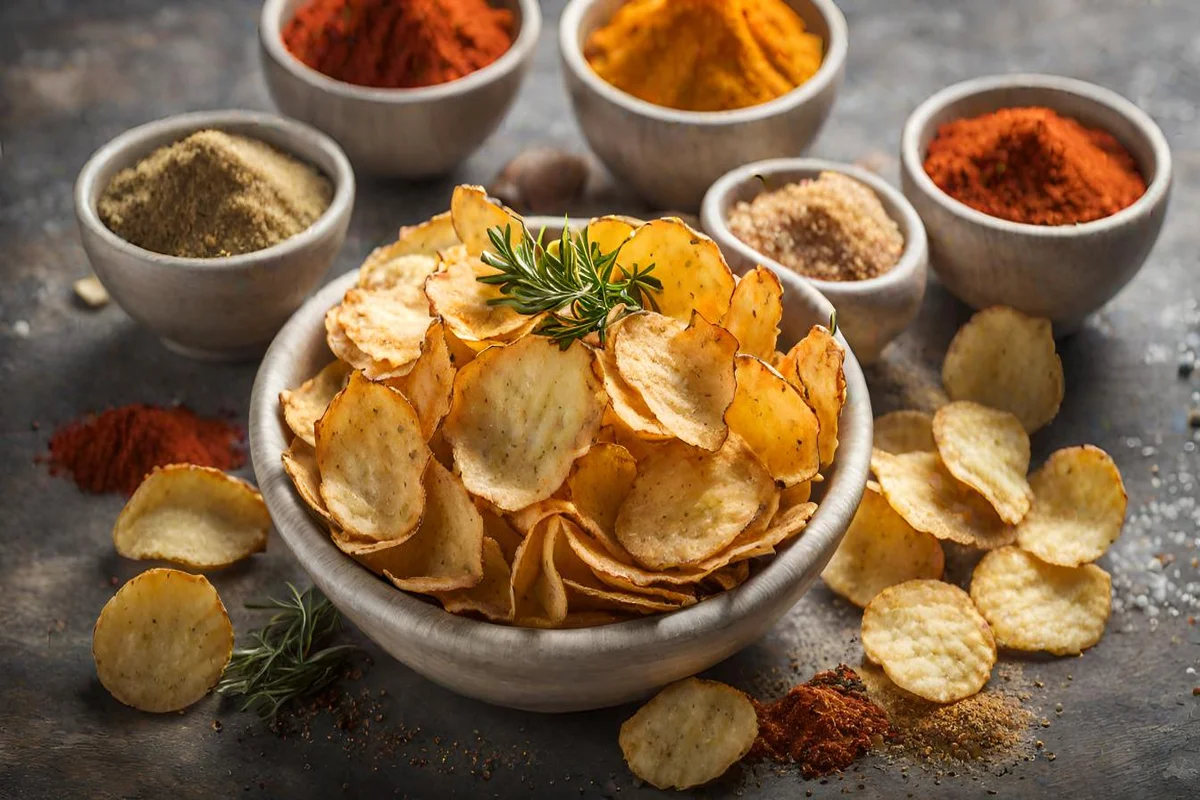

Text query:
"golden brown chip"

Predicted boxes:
[[280, 359, 351, 447], [281, 438, 332, 525], [425, 246, 539, 344], [476, 499, 524, 562], [781, 325, 846, 467], [705, 561, 751, 592], [779, 479, 813, 510], [334, 286, 434, 379], [615, 218, 735, 324], [433, 537, 513, 622], [357, 211, 459, 291], [721, 266, 783, 360], [450, 184, 525, 257], [382, 320, 455, 439], [872, 410, 936, 455], [594, 346, 671, 438], [565, 579, 686, 614], [585, 215, 636, 254], [726, 354, 820, 486], [689, 499, 814, 572], [509, 514, 555, 622], [567, 442, 638, 539], [563, 523, 711, 587], [933, 402, 1032, 525]]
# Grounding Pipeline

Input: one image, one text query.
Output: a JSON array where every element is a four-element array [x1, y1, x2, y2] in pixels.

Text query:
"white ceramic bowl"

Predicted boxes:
[[249, 217, 872, 712], [259, 0, 540, 177], [559, 0, 848, 211], [900, 74, 1172, 331], [702, 159, 929, 364], [75, 109, 354, 361]]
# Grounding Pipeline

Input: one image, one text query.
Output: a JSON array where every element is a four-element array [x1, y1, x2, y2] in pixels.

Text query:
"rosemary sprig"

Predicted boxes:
[[217, 584, 358, 719], [478, 222, 662, 348]]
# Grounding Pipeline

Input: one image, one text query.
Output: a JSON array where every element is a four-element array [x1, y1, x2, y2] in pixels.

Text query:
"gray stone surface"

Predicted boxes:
[[2, 0, 1198, 797]]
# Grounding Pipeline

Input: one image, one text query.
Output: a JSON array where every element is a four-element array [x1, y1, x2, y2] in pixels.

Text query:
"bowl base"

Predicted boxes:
[[162, 337, 268, 363]]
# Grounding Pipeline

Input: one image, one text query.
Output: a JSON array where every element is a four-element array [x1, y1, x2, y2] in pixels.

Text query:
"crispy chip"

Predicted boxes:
[[566, 579, 686, 614], [689, 499, 814, 572], [1016, 445, 1127, 566], [425, 247, 539, 344], [871, 450, 1015, 549], [334, 286, 433, 379], [721, 266, 783, 360], [357, 211, 459, 291], [585, 216, 636, 254], [933, 402, 1032, 525], [383, 320, 455, 439], [281, 438, 332, 525], [317, 372, 430, 541], [113, 465, 269, 569], [615, 218, 735, 324], [779, 479, 812, 510], [705, 561, 750, 592], [613, 311, 737, 451], [726, 354, 820, 486], [942, 306, 1064, 433], [510, 514, 555, 621], [567, 442, 638, 539], [861, 579, 996, 703], [563, 523, 711, 587], [325, 308, 375, 376], [433, 537, 513, 622], [615, 435, 776, 569], [280, 359, 351, 447], [451, 184, 524, 257], [594, 347, 670, 438], [619, 678, 758, 790], [821, 483, 944, 607], [444, 336, 606, 511], [92, 569, 233, 713], [970, 546, 1111, 655], [780, 325, 847, 467], [476, 499, 524, 562], [873, 410, 935, 455]]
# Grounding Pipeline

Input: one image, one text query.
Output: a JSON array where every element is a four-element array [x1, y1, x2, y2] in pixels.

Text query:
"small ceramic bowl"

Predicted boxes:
[[702, 159, 929, 364], [900, 74, 1172, 331], [259, 0, 540, 177], [249, 216, 872, 712], [75, 109, 354, 361], [559, 0, 848, 211]]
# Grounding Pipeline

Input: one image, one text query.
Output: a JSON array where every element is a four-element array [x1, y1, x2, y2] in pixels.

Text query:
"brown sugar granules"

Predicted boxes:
[[727, 172, 904, 282]]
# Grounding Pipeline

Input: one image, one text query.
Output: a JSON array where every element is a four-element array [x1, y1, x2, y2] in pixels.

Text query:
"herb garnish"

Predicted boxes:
[[217, 584, 358, 719], [478, 223, 662, 348]]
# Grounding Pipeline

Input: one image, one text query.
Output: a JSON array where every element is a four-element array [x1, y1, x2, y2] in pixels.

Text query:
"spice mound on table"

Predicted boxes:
[[923, 106, 1146, 226], [98, 129, 332, 259], [584, 0, 823, 112], [283, 0, 514, 89]]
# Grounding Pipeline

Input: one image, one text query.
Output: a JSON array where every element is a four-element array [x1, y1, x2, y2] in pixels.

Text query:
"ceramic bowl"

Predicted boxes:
[[75, 109, 354, 361], [559, 0, 848, 211], [900, 74, 1172, 331], [701, 159, 928, 364], [259, 0, 540, 177], [249, 216, 872, 712]]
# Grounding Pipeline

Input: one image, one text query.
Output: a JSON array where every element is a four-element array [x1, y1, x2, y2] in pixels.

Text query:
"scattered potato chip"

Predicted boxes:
[[113, 464, 269, 569], [444, 336, 606, 511], [74, 274, 110, 308], [586, 215, 636, 254], [615, 435, 776, 569], [721, 266, 783, 360], [871, 450, 1016, 549], [619, 677, 758, 790], [317, 372, 429, 542], [594, 347, 671, 438], [933, 402, 1032, 525], [425, 246, 539, 344], [872, 410, 935, 455], [970, 546, 1111, 655], [1015, 446, 1126, 566], [861, 579, 996, 703], [451, 184, 524, 257], [383, 320, 455, 439], [567, 443, 638, 539], [433, 537, 513, 622], [781, 325, 846, 466], [821, 482, 944, 607], [280, 359, 351, 447], [281, 438, 332, 524], [726, 354, 820, 486], [92, 568, 233, 713], [334, 286, 434, 379], [613, 311, 737, 451], [942, 306, 1064, 433], [616, 218, 735, 324], [357, 211, 459, 291]]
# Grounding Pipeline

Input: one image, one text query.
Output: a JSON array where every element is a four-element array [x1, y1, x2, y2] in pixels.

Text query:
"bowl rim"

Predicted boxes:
[[700, 158, 929, 298], [259, 0, 542, 102], [249, 255, 872, 661], [559, 0, 848, 125], [74, 108, 355, 271], [900, 73, 1172, 237]]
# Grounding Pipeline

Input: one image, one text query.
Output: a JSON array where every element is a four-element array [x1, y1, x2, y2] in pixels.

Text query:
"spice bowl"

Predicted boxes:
[[559, 0, 848, 211], [258, 0, 541, 178], [75, 109, 354, 361], [900, 74, 1172, 331], [701, 159, 929, 364]]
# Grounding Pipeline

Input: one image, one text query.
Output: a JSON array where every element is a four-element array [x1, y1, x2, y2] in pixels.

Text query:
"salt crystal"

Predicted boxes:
[[12, 320, 29, 337]]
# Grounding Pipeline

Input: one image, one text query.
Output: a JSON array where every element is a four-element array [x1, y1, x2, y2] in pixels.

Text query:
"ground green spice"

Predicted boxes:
[[98, 129, 332, 258]]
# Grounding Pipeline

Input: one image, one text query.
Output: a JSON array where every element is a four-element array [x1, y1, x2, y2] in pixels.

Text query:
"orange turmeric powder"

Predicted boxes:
[[584, 0, 823, 112]]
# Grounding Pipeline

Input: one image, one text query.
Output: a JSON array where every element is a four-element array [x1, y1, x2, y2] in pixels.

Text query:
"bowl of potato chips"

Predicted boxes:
[[249, 187, 872, 711]]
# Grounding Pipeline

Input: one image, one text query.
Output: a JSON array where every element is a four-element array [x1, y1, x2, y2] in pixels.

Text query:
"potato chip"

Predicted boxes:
[[615, 435, 776, 569], [563, 523, 710, 587], [113, 465, 269, 569], [970, 546, 1111, 655], [566, 579, 686, 614], [705, 561, 750, 592], [585, 215, 636, 254], [942, 306, 1064, 433], [433, 537, 513, 622], [476, 499, 524, 562], [357, 211, 459, 291], [92, 568, 233, 713], [871, 450, 1016, 549], [821, 482, 944, 607], [594, 347, 670, 438], [444, 336, 606, 511], [690, 499, 814, 572], [443, 326, 478, 368], [721, 266, 783, 360], [615, 218, 735, 324], [317, 372, 430, 541], [567, 442, 637, 539], [781, 325, 846, 466], [510, 514, 555, 621], [613, 311, 737, 451], [1015, 446, 1126, 566], [726, 354, 820, 486], [334, 286, 434, 379], [872, 410, 935, 455], [324, 307, 376, 376], [619, 678, 758, 790], [282, 438, 332, 525], [383, 320, 455, 439], [280, 359, 351, 447], [450, 184, 524, 257], [779, 479, 812, 510], [933, 402, 1032, 525], [425, 246, 539, 344], [861, 579, 996, 703]]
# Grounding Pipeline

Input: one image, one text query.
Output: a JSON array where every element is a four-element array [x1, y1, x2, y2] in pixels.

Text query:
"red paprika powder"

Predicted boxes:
[[923, 106, 1146, 226], [282, 0, 514, 89], [46, 404, 245, 495]]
